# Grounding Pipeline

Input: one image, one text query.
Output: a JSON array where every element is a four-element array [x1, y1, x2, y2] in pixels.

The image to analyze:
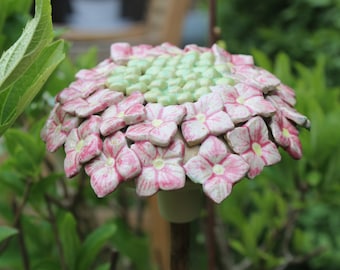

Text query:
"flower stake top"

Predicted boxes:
[[42, 42, 310, 204]]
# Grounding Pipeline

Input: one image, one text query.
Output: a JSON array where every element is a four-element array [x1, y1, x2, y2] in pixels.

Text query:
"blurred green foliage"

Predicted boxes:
[[216, 0, 340, 85]]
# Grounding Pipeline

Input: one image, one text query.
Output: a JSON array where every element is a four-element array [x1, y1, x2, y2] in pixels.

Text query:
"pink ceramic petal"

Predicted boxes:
[[203, 176, 233, 203], [125, 123, 153, 142], [46, 127, 67, 152], [220, 154, 249, 183], [246, 117, 269, 145], [100, 117, 126, 136], [157, 164, 186, 190], [198, 93, 224, 115], [241, 151, 265, 179], [199, 136, 228, 164], [79, 134, 102, 163], [245, 96, 276, 117], [161, 105, 186, 124], [212, 44, 231, 63], [225, 126, 251, 154], [260, 142, 281, 166], [78, 115, 102, 138], [131, 141, 157, 166], [184, 156, 213, 184], [132, 44, 153, 57], [116, 147, 141, 179], [181, 120, 209, 146], [90, 165, 121, 197], [231, 54, 254, 65], [119, 91, 144, 109], [205, 111, 234, 135], [64, 150, 81, 178], [149, 122, 178, 147], [64, 128, 80, 153], [225, 103, 252, 123], [123, 103, 146, 124], [162, 140, 185, 161], [110, 42, 132, 62], [145, 103, 163, 120], [103, 132, 126, 158], [276, 84, 296, 106], [136, 167, 158, 196]]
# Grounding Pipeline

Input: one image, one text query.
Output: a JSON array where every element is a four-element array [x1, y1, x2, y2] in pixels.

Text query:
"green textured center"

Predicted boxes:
[[107, 51, 235, 105], [213, 164, 225, 175], [117, 111, 125, 118], [153, 158, 165, 170], [196, 113, 206, 123], [106, 157, 115, 167], [152, 119, 163, 127], [282, 128, 290, 138], [75, 140, 84, 152], [252, 142, 262, 156]]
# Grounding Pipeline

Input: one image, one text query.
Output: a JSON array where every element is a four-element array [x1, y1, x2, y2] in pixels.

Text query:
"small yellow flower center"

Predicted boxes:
[[117, 111, 125, 118], [75, 140, 84, 152], [236, 96, 245, 104], [152, 119, 163, 127], [282, 128, 290, 138], [196, 113, 206, 123], [153, 158, 165, 170], [213, 164, 225, 175], [252, 142, 262, 157]]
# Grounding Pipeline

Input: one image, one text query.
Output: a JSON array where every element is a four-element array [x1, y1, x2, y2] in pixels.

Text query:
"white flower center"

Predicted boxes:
[[106, 157, 115, 167], [213, 164, 225, 175], [75, 140, 84, 152], [153, 158, 165, 170], [152, 119, 163, 127], [282, 128, 290, 138], [196, 113, 206, 123], [252, 142, 262, 157]]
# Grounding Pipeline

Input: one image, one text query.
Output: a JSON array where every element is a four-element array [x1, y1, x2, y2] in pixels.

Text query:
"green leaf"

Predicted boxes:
[[0, 0, 65, 136], [0, 226, 18, 243], [58, 212, 81, 270], [77, 224, 117, 270]]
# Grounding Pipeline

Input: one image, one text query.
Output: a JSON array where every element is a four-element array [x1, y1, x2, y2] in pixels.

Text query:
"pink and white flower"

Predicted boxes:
[[131, 140, 186, 196], [64, 115, 102, 178], [181, 93, 234, 146], [76, 59, 117, 80], [225, 116, 281, 179], [110, 42, 132, 63], [270, 112, 302, 159], [62, 89, 123, 117], [85, 131, 141, 197], [184, 136, 249, 203], [100, 92, 146, 136], [126, 103, 185, 146], [41, 103, 80, 152], [212, 83, 276, 123], [56, 78, 106, 104]]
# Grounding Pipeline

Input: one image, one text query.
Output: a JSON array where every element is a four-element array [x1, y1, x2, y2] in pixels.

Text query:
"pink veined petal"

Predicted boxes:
[[62, 114, 80, 133], [46, 128, 67, 152], [123, 103, 146, 124], [212, 84, 238, 104], [285, 136, 303, 159], [84, 155, 104, 176], [145, 103, 163, 120], [203, 175, 233, 204], [245, 96, 276, 117], [235, 83, 262, 100], [89, 165, 121, 197], [157, 164, 186, 191], [270, 113, 292, 147], [131, 141, 157, 166], [116, 147, 141, 179], [231, 54, 254, 65], [205, 111, 234, 135], [103, 132, 127, 158], [161, 105, 186, 124], [211, 44, 231, 63], [183, 102, 198, 120], [181, 120, 209, 146], [64, 150, 81, 178], [119, 91, 144, 110], [260, 142, 281, 166], [198, 93, 224, 115], [78, 115, 101, 138], [111, 42, 132, 62], [64, 129, 80, 153], [149, 121, 178, 147], [100, 117, 126, 136], [225, 126, 251, 154], [62, 97, 85, 115], [245, 116, 269, 145], [276, 84, 296, 106], [126, 123, 153, 142], [79, 134, 102, 163], [241, 151, 265, 179], [225, 103, 252, 123], [132, 44, 153, 57], [162, 140, 185, 161], [136, 167, 158, 196], [220, 154, 249, 183], [184, 156, 213, 184], [199, 136, 228, 164]]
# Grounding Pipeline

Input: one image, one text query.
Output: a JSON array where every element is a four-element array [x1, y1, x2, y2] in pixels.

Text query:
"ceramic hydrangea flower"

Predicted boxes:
[[41, 42, 310, 207], [131, 140, 185, 196], [226, 116, 281, 179], [85, 131, 141, 197], [126, 103, 185, 147], [184, 136, 249, 203], [181, 92, 234, 146]]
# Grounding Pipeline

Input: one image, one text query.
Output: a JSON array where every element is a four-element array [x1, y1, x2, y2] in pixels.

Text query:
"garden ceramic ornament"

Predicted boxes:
[[41, 42, 310, 222]]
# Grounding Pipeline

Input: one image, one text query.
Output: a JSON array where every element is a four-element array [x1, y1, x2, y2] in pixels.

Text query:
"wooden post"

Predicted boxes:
[[170, 222, 190, 270]]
